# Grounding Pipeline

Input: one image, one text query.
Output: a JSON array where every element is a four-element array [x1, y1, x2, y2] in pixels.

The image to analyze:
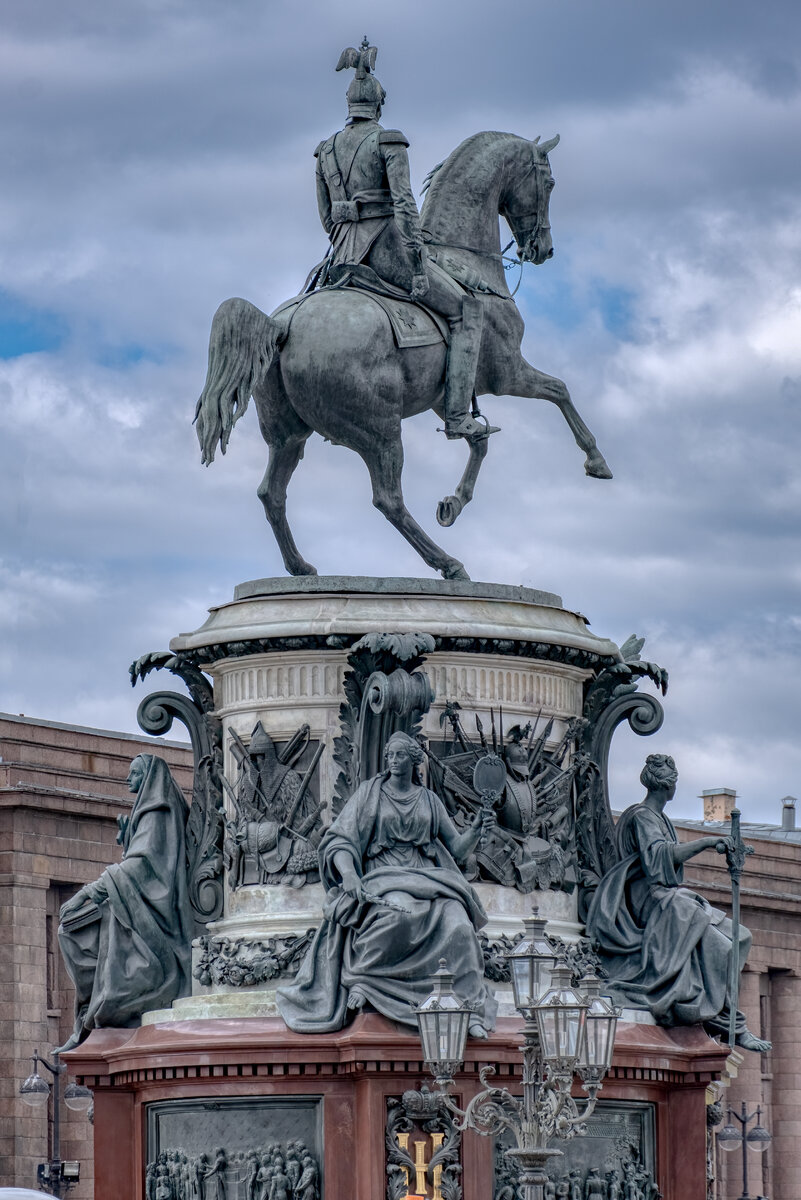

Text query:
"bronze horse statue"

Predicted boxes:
[[195, 131, 612, 581]]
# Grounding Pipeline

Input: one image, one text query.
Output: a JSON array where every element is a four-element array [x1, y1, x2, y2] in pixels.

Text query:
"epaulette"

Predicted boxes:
[[378, 128, 409, 147], [313, 139, 329, 159]]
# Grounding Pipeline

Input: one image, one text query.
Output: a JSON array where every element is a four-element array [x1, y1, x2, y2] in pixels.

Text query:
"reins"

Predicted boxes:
[[421, 233, 516, 262], [422, 235, 525, 296]]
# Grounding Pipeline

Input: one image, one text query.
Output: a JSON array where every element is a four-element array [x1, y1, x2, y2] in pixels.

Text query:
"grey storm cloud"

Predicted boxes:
[[0, 0, 800, 821]]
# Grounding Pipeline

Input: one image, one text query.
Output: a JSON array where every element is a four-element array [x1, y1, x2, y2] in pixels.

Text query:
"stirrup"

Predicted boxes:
[[443, 412, 500, 441]]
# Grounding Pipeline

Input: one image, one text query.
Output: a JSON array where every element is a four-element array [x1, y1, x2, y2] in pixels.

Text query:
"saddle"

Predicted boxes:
[[276, 263, 449, 350]]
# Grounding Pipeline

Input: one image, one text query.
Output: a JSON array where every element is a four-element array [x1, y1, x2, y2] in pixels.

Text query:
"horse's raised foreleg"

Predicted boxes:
[[432, 402, 489, 527], [362, 437, 470, 580], [506, 358, 613, 479], [256, 432, 316, 576]]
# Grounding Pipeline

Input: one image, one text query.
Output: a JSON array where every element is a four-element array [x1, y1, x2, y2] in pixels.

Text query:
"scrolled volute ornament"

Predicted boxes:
[[132, 653, 224, 930], [333, 632, 436, 809], [364, 667, 434, 718], [456, 1066, 524, 1139], [574, 636, 667, 919]]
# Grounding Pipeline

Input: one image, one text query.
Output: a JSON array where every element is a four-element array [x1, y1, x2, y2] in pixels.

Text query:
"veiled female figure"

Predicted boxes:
[[586, 753, 768, 1051], [57, 754, 193, 1049], [278, 731, 497, 1035]]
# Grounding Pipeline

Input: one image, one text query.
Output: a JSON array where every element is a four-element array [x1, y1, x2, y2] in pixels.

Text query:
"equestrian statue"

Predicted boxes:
[[195, 39, 612, 581]]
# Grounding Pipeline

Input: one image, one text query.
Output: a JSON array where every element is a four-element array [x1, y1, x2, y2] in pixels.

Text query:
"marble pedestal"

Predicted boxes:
[[156, 577, 622, 1023]]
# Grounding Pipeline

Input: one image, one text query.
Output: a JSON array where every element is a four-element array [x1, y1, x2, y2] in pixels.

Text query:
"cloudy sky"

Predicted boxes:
[[1, 0, 799, 821]]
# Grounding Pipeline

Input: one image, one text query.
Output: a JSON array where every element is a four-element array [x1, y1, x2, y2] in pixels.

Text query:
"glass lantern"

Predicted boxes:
[[577, 975, 619, 1076], [506, 909, 557, 1020], [746, 1116, 771, 1154], [414, 959, 474, 1086], [717, 1121, 742, 1153], [64, 1082, 94, 1112], [20, 1059, 50, 1109], [533, 964, 588, 1071]]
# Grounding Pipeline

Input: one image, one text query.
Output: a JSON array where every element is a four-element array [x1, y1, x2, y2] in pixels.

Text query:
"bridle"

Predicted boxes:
[[421, 153, 553, 289], [501, 154, 553, 260]]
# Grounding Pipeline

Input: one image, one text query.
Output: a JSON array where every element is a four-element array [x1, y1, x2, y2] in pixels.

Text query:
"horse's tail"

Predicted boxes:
[[194, 297, 280, 465]]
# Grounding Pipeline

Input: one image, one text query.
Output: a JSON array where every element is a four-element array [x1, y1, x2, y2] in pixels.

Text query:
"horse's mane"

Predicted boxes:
[[420, 162, 444, 196], [421, 132, 525, 200]]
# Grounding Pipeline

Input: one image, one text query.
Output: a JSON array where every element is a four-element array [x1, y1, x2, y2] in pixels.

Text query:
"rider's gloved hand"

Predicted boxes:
[[411, 274, 430, 300]]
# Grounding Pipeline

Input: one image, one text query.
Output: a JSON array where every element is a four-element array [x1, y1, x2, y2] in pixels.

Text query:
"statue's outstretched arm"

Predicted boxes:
[[672, 834, 728, 866]]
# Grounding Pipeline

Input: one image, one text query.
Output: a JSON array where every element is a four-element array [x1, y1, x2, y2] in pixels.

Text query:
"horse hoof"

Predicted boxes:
[[585, 451, 613, 480], [442, 561, 470, 582], [290, 562, 318, 576], [436, 495, 463, 527]]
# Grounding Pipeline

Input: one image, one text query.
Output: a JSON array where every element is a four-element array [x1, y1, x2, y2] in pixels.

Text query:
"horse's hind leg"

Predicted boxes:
[[256, 431, 316, 576], [363, 436, 470, 580], [432, 402, 489, 527], [507, 358, 613, 479]]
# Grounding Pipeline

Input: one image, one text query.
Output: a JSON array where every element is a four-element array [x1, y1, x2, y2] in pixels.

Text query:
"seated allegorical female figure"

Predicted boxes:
[[586, 753, 769, 1051], [57, 753, 194, 1050], [277, 731, 497, 1036]]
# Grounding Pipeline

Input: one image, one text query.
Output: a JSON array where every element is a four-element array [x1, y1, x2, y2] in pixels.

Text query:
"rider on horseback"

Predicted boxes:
[[313, 40, 499, 443]]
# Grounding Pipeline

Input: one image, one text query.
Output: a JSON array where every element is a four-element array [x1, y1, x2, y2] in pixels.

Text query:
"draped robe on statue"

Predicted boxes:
[[277, 775, 497, 1032], [586, 802, 750, 1029], [59, 755, 194, 1036]]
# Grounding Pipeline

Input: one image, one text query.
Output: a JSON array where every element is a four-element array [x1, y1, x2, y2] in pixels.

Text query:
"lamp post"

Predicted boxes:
[[19, 1050, 92, 1195], [717, 1101, 771, 1200], [414, 910, 620, 1200]]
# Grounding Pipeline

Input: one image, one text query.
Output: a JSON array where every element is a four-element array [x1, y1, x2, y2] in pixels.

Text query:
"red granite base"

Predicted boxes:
[[64, 1014, 728, 1200]]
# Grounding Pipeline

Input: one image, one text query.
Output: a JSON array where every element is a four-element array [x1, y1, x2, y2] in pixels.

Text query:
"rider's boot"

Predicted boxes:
[[442, 297, 500, 441]]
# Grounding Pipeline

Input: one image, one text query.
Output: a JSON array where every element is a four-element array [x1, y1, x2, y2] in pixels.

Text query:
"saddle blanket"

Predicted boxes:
[[274, 277, 448, 351], [366, 290, 448, 348]]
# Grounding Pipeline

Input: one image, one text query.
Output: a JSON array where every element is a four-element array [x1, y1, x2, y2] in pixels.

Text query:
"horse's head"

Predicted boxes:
[[501, 134, 559, 266]]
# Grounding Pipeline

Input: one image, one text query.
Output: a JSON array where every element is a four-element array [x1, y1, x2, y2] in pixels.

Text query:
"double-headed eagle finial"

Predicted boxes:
[[336, 38, 385, 118], [336, 37, 378, 79]]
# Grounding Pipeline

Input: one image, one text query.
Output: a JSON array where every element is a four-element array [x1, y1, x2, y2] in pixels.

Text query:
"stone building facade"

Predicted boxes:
[[1, 712, 798, 1198], [674, 791, 801, 1200], [0, 712, 192, 1197]]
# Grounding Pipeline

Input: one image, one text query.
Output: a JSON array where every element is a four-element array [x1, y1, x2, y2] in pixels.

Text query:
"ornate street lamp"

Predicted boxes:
[[576, 975, 618, 1091], [414, 909, 620, 1200], [18, 1050, 90, 1196], [718, 1101, 771, 1200], [507, 911, 556, 1018], [416, 960, 475, 1088], [532, 964, 588, 1083]]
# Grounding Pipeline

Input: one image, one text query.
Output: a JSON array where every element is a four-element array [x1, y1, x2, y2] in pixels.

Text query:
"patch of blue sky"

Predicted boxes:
[[592, 283, 636, 339], [518, 265, 637, 340], [95, 342, 171, 369], [0, 291, 65, 358], [517, 270, 582, 332]]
